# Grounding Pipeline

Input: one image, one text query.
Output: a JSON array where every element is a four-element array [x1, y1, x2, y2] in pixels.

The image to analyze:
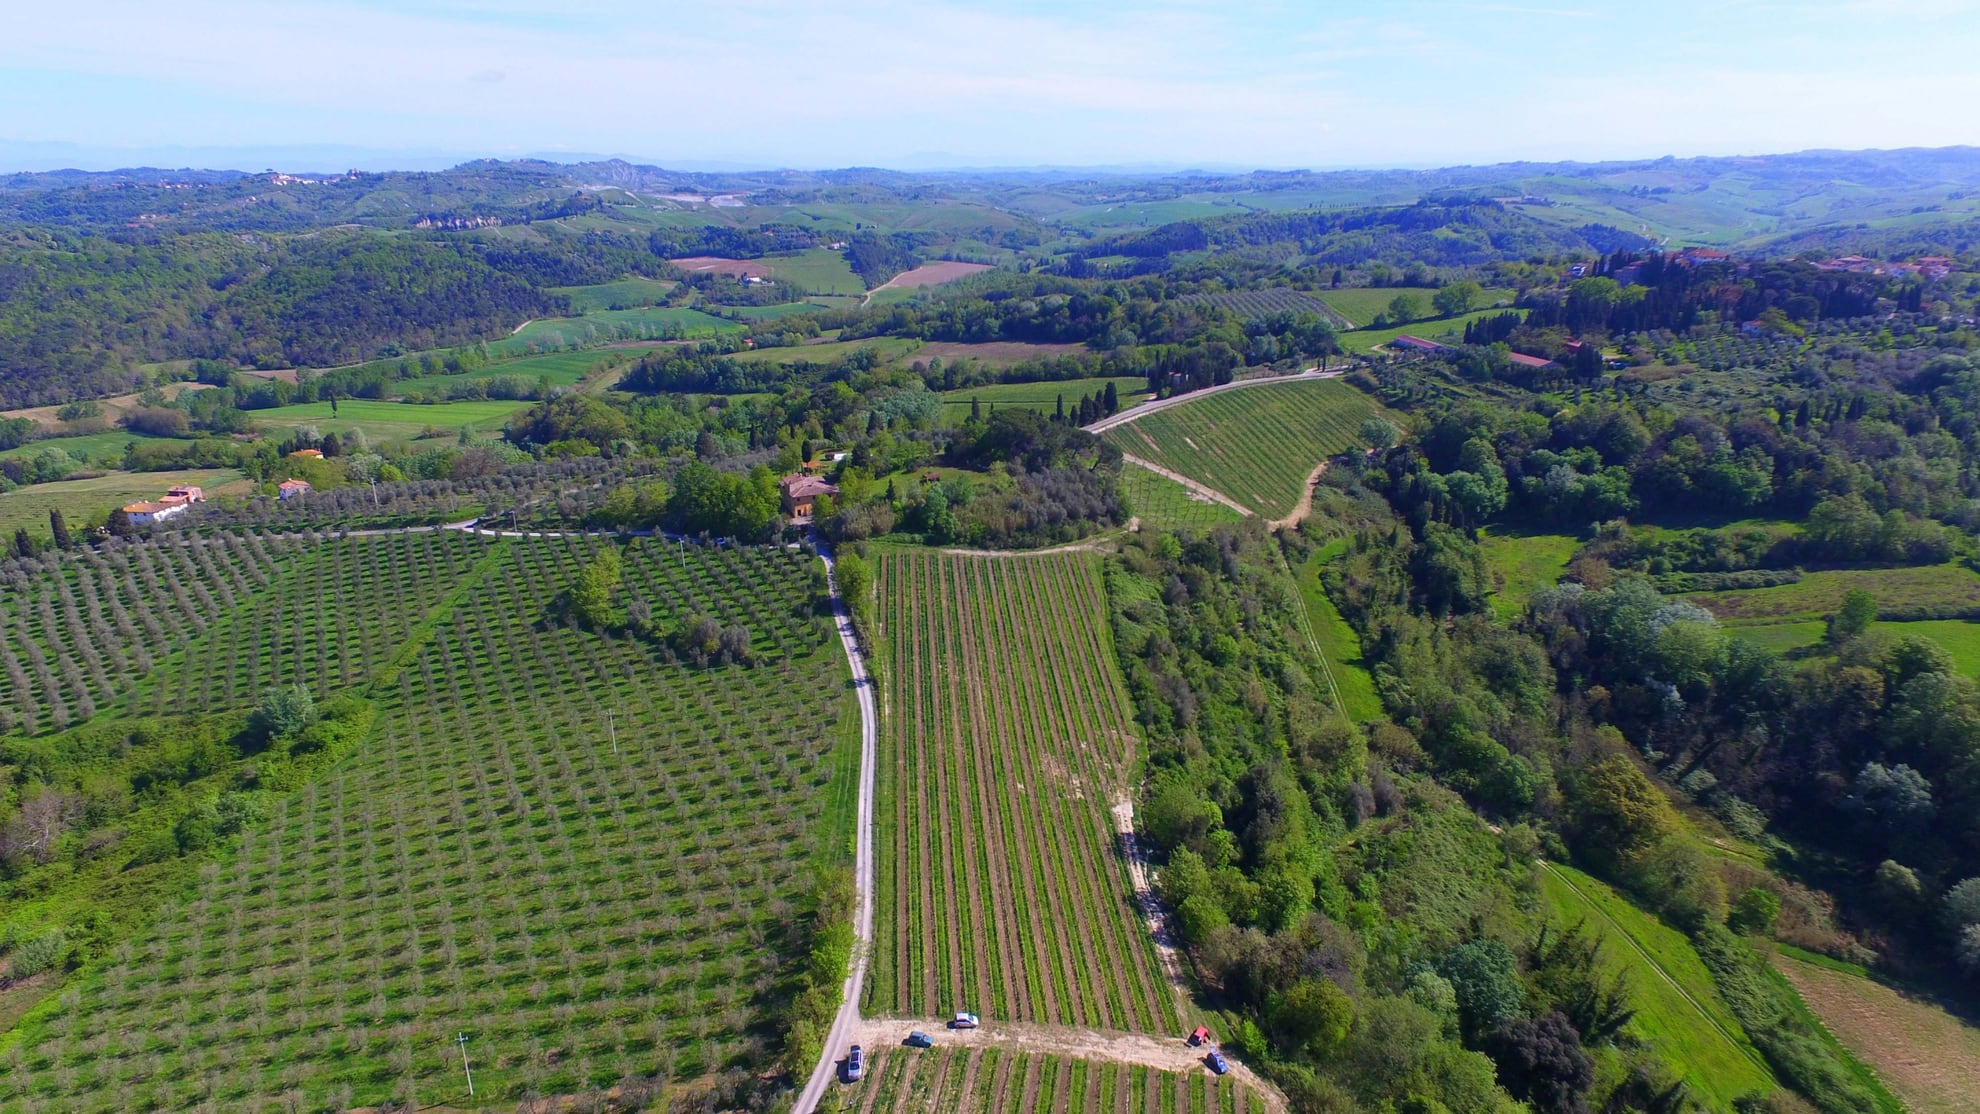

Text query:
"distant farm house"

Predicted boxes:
[[289, 448, 324, 459], [277, 479, 313, 500], [120, 484, 203, 526], [780, 475, 840, 522], [1506, 351, 1558, 371]]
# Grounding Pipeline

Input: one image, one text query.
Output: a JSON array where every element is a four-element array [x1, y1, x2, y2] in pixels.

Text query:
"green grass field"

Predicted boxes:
[[1728, 617, 1980, 672], [0, 468, 245, 540], [939, 376, 1150, 423], [1685, 564, 1980, 622], [720, 302, 828, 322], [247, 398, 531, 442], [1102, 379, 1384, 519], [549, 277, 677, 312], [0, 430, 169, 467], [2, 536, 855, 1109], [762, 247, 866, 296], [495, 307, 741, 355], [1317, 287, 1517, 328], [396, 348, 655, 396], [726, 337, 921, 366], [1343, 308, 1522, 354], [1118, 462, 1244, 534], [1297, 542, 1384, 722], [1538, 864, 1776, 1107], [1479, 529, 1579, 619]]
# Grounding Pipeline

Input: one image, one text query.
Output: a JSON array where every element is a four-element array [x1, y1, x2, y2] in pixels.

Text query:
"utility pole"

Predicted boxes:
[[607, 708, 618, 756], [456, 1032, 474, 1096]]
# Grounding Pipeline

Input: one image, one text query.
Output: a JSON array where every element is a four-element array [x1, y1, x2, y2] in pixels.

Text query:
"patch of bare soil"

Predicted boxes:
[[1774, 954, 1980, 1114]]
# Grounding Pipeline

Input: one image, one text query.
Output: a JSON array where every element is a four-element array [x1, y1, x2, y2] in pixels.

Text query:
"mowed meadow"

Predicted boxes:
[[0, 534, 858, 1110], [869, 551, 1180, 1035], [1104, 379, 1385, 519]]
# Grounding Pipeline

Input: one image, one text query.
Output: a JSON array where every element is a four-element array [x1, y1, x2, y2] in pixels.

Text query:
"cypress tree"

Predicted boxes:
[[13, 528, 36, 558], [1104, 381, 1119, 413], [48, 508, 71, 550]]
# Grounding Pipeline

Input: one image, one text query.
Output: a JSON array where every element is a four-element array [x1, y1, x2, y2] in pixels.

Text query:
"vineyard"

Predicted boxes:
[[1103, 380, 1383, 519], [1118, 463, 1244, 534], [1181, 288, 1350, 329], [824, 1046, 1263, 1113], [2, 536, 858, 1110], [869, 551, 1179, 1035]]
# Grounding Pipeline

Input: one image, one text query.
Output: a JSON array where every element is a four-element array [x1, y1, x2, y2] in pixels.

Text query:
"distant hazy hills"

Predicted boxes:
[[2, 146, 1978, 251]]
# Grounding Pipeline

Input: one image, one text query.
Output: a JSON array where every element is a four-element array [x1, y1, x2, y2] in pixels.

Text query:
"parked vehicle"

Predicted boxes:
[[847, 1044, 864, 1082], [905, 1031, 934, 1048], [951, 1012, 980, 1029], [1188, 1026, 1211, 1047], [1206, 1051, 1228, 1076]]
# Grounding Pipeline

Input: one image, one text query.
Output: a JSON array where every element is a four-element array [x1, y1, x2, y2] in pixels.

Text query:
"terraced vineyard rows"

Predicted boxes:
[[0, 534, 298, 734], [869, 550, 1179, 1034], [2, 538, 855, 1110], [1103, 380, 1381, 519], [826, 1047, 1260, 1113]]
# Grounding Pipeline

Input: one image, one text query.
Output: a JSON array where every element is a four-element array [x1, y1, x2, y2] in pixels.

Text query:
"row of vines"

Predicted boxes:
[[869, 550, 1179, 1035]]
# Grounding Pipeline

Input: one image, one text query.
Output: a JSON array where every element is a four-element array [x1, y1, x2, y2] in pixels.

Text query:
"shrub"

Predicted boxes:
[[1729, 887, 1781, 936], [251, 684, 317, 740], [8, 930, 66, 978]]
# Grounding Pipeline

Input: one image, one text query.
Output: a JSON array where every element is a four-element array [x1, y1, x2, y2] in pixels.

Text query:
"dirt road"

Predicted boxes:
[[1122, 454, 1253, 517], [794, 537, 880, 1114], [852, 1017, 1284, 1110]]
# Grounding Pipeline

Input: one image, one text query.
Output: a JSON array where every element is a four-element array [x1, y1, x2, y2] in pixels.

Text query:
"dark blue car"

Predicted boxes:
[[1206, 1051, 1229, 1076]]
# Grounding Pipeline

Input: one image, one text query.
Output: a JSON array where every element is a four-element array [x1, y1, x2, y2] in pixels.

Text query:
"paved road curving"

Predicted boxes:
[[1081, 366, 1344, 435], [794, 535, 880, 1114]]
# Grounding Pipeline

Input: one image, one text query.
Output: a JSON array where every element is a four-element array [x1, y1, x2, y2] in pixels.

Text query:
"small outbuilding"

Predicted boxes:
[[277, 478, 313, 500]]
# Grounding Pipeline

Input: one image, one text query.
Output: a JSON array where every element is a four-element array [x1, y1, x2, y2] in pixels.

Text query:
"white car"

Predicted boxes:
[[951, 1012, 980, 1029]]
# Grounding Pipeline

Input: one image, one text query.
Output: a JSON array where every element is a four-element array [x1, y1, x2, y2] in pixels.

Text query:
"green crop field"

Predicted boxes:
[[1539, 864, 1776, 1107], [1103, 379, 1384, 519], [1478, 529, 1579, 619], [939, 376, 1150, 423], [549, 277, 678, 312], [1182, 288, 1350, 328], [1685, 564, 1980, 622], [870, 551, 1180, 1034], [1317, 287, 1518, 328], [0, 468, 246, 542], [820, 1046, 1256, 1112], [1728, 617, 1980, 672], [1118, 462, 1244, 535], [1296, 542, 1384, 723], [248, 398, 531, 442], [2, 534, 856, 1110]]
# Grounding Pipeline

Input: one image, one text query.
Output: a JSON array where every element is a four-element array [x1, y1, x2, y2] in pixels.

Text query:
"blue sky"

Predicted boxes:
[[2, 0, 1976, 172]]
